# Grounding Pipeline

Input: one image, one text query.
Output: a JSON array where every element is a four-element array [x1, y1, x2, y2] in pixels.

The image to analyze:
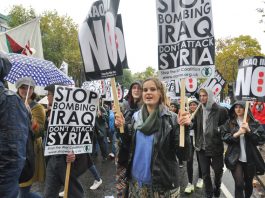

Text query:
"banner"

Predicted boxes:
[[198, 69, 226, 97], [44, 85, 99, 156], [164, 77, 198, 99], [103, 78, 123, 101], [79, 0, 128, 80], [82, 80, 106, 96], [0, 18, 43, 58], [156, 0, 215, 80], [235, 56, 265, 100]]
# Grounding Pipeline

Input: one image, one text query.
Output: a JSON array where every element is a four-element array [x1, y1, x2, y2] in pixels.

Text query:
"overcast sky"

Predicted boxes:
[[1, 0, 264, 73]]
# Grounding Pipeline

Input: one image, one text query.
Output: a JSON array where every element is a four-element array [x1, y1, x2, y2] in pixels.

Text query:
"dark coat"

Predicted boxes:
[[193, 103, 228, 156], [127, 107, 191, 191], [221, 101, 265, 173]]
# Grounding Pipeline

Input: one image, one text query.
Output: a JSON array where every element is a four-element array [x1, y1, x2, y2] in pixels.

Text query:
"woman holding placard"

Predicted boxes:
[[115, 77, 191, 197], [221, 101, 265, 198]]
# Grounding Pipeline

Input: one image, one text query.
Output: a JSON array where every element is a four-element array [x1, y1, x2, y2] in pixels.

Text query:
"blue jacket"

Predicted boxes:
[[0, 82, 29, 189]]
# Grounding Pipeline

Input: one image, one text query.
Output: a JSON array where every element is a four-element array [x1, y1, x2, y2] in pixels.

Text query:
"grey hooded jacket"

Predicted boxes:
[[193, 88, 228, 156]]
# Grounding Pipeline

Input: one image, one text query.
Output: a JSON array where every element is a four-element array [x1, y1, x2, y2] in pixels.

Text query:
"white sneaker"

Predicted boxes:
[[108, 153, 115, 158], [59, 191, 64, 197], [90, 179, 102, 190], [184, 183, 194, 193], [196, 178, 204, 188]]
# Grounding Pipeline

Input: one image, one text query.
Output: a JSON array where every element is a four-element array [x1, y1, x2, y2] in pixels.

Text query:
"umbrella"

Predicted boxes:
[[4, 53, 73, 86]]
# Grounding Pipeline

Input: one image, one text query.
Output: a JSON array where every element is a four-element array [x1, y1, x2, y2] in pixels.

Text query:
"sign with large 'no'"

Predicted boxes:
[[235, 56, 265, 100], [79, 0, 128, 81]]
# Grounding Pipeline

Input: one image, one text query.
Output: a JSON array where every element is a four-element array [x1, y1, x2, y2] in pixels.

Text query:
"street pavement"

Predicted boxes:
[[32, 149, 265, 197]]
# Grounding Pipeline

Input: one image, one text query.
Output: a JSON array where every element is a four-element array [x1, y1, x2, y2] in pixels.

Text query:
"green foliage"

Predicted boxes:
[[7, 5, 36, 28], [132, 66, 157, 82], [40, 11, 82, 85], [7, 6, 82, 86], [216, 35, 264, 87], [116, 69, 134, 89]]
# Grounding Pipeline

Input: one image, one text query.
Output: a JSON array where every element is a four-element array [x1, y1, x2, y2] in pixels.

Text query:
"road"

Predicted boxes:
[[33, 154, 265, 197], [77, 155, 265, 198]]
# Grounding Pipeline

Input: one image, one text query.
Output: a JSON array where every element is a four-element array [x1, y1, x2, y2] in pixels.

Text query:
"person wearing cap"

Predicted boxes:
[[43, 84, 84, 198], [221, 101, 265, 198], [184, 99, 203, 194], [0, 53, 30, 198], [15, 77, 45, 198], [169, 100, 184, 168], [192, 88, 228, 198]]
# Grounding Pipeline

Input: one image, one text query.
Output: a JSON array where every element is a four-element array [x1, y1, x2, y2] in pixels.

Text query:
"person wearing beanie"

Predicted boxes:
[[0, 52, 30, 198], [16, 76, 45, 198]]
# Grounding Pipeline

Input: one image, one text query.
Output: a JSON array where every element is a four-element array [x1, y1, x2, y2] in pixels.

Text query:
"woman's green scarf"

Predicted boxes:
[[136, 104, 161, 136]]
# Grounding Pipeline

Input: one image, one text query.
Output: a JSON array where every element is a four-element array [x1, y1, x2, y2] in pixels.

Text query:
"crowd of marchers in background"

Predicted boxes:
[[1, 54, 265, 198]]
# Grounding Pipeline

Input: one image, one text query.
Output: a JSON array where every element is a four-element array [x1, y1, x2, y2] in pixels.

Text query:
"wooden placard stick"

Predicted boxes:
[[111, 77, 124, 133], [190, 103, 202, 120], [243, 101, 250, 123], [186, 96, 189, 112], [179, 78, 186, 147], [63, 162, 71, 198]]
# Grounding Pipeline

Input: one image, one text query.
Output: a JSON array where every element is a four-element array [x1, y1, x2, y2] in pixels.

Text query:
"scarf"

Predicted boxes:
[[136, 104, 161, 136]]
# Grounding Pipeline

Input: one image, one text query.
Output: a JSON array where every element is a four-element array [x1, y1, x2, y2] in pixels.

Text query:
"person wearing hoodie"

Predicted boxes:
[[116, 81, 142, 198], [221, 101, 265, 198], [0, 53, 29, 198], [192, 88, 228, 198]]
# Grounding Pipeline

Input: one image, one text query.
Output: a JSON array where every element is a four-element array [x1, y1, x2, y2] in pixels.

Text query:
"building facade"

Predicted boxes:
[[0, 13, 9, 32]]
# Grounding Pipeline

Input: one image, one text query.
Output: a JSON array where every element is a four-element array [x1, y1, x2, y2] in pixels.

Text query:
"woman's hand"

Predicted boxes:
[[241, 122, 250, 132], [178, 110, 191, 126], [115, 113, 125, 128], [66, 151, 76, 163], [234, 126, 248, 138]]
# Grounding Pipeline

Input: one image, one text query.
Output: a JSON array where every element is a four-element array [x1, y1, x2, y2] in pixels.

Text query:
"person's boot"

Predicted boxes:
[[213, 187, 221, 197]]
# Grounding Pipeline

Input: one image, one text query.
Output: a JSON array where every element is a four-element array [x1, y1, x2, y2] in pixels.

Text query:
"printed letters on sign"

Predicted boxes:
[[235, 57, 265, 99]]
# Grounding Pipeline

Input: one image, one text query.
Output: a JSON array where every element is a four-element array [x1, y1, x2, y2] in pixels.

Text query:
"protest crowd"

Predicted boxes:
[[1, 56, 265, 198], [1, 0, 265, 198]]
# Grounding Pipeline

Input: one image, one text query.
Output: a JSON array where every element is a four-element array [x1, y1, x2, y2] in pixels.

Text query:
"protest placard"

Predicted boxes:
[[79, 0, 127, 80], [44, 85, 99, 156], [235, 56, 265, 100], [197, 69, 226, 97], [156, 0, 215, 80], [164, 78, 198, 99]]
